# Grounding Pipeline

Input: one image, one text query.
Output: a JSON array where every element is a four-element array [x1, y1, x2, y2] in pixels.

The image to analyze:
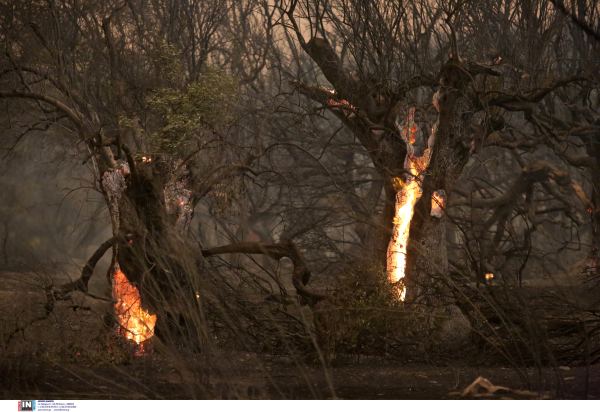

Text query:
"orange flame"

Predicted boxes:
[[386, 106, 435, 301], [387, 151, 430, 301], [113, 267, 157, 345]]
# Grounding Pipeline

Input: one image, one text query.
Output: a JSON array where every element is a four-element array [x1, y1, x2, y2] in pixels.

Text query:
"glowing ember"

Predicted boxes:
[[113, 266, 157, 345], [485, 273, 494, 280], [431, 190, 447, 218], [164, 161, 193, 231], [327, 98, 356, 117]]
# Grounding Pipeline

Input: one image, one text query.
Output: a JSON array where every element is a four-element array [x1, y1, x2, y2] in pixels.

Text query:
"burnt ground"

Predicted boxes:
[[1, 269, 599, 400], [1, 351, 599, 400]]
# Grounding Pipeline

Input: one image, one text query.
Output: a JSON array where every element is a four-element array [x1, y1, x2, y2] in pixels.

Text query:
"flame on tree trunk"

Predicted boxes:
[[102, 165, 160, 350], [401, 57, 477, 308], [387, 152, 430, 300], [102, 160, 197, 350], [386, 105, 441, 300], [113, 264, 157, 345]]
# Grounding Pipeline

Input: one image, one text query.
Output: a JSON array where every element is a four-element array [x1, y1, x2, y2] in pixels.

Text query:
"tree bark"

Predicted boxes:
[[405, 58, 475, 307]]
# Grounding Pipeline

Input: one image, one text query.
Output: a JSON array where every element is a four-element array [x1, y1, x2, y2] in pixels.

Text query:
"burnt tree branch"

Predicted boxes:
[[3, 234, 128, 348], [201, 240, 330, 306], [55, 234, 130, 299], [550, 0, 600, 42], [453, 161, 589, 210]]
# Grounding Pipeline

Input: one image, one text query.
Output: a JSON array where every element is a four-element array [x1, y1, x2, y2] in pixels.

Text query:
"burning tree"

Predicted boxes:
[[275, 0, 599, 327], [0, 0, 275, 350], [1, 0, 599, 361]]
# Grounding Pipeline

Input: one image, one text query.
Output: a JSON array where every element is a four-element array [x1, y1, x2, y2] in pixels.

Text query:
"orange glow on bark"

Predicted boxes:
[[431, 190, 446, 218]]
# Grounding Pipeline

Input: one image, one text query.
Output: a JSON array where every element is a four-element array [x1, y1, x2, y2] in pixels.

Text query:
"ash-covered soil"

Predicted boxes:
[[1, 269, 598, 400], [1, 351, 599, 400]]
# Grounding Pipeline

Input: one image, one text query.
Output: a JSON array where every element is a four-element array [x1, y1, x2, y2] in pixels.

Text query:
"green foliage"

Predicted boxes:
[[147, 66, 239, 156], [152, 40, 183, 85]]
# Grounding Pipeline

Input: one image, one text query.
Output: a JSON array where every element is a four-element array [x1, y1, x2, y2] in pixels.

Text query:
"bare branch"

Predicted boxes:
[[0, 90, 83, 127], [453, 161, 590, 210], [550, 0, 600, 42], [55, 234, 130, 298], [202, 240, 331, 305]]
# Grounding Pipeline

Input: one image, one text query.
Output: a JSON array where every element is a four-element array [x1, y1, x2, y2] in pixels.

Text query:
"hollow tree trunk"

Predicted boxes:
[[103, 157, 202, 349]]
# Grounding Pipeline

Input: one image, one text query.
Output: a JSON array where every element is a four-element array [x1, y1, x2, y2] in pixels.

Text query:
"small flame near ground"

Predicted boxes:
[[113, 267, 157, 353]]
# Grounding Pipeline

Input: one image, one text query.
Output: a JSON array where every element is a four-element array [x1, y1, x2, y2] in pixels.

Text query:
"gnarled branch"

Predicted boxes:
[[3, 234, 128, 348], [202, 240, 330, 306], [55, 234, 130, 298], [453, 161, 589, 210]]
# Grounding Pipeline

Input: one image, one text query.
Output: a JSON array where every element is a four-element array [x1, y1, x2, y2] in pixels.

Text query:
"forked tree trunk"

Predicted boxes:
[[400, 58, 475, 345]]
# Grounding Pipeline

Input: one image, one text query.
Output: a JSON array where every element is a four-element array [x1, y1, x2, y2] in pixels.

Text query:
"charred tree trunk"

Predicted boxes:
[[375, 182, 400, 264], [405, 58, 474, 305], [112, 159, 202, 348]]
